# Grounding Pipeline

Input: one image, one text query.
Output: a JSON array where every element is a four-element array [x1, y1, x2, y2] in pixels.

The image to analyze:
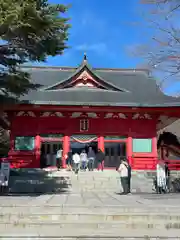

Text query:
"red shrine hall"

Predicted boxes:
[[3, 55, 180, 169]]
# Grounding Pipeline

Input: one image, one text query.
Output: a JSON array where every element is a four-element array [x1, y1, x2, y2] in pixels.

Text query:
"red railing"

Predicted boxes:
[[150, 159, 180, 170], [131, 157, 180, 171], [164, 159, 180, 170], [0, 158, 33, 168]]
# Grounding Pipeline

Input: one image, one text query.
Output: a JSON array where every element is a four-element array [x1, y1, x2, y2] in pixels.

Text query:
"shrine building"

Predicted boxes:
[[3, 55, 180, 169]]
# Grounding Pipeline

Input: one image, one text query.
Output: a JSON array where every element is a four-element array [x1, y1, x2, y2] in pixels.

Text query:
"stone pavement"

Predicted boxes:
[[0, 169, 180, 239], [1, 190, 180, 207], [1, 191, 180, 239]]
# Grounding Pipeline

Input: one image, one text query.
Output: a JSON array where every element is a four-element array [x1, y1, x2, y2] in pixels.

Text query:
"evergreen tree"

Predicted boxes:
[[0, 0, 70, 102]]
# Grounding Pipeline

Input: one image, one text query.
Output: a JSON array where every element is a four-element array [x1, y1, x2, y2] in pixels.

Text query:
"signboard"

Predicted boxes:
[[132, 138, 152, 153], [0, 161, 10, 186], [80, 119, 89, 132]]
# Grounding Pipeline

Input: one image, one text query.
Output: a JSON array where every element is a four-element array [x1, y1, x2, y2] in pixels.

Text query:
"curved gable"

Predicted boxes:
[[43, 56, 129, 92]]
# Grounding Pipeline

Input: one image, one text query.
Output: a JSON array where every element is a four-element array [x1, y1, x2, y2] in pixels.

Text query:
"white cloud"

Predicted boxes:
[[75, 43, 108, 55]]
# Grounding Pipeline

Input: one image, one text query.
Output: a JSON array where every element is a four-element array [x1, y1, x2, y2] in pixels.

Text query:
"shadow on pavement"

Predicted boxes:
[[0, 169, 70, 197]]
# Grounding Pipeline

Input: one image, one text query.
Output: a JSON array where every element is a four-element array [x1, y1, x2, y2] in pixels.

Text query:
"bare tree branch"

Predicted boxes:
[[132, 0, 180, 91]]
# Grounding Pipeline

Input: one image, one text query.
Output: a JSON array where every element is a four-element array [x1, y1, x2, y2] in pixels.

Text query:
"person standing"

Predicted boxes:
[[66, 150, 73, 171], [165, 161, 170, 192], [73, 152, 80, 174], [40, 152, 46, 169], [56, 148, 63, 171], [0, 171, 6, 194], [156, 160, 167, 194], [87, 147, 96, 171], [126, 159, 131, 193], [117, 159, 129, 195], [80, 150, 88, 171], [96, 149, 105, 171], [46, 152, 51, 167]]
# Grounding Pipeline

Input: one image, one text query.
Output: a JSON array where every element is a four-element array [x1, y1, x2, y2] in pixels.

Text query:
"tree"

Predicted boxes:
[[0, 0, 70, 103], [135, 0, 180, 88], [0, 127, 9, 157]]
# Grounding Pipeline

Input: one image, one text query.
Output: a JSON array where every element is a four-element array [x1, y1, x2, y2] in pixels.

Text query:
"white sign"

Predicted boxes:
[[0, 161, 10, 186]]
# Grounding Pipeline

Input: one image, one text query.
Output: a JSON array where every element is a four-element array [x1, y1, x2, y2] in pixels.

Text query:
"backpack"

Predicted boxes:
[[124, 163, 131, 178], [128, 165, 132, 178]]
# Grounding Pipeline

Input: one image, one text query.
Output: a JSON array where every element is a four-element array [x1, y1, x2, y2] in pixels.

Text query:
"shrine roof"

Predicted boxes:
[[160, 120, 180, 137], [19, 56, 180, 107]]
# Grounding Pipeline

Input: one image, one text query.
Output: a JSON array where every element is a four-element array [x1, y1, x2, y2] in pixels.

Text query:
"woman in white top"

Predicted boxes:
[[118, 159, 129, 195], [156, 160, 167, 193], [73, 153, 80, 174]]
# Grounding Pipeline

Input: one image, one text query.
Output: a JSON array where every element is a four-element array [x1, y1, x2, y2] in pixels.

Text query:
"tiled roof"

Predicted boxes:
[[19, 58, 180, 107]]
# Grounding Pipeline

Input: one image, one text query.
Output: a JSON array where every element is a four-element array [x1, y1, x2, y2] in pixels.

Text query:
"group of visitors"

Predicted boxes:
[[56, 146, 170, 195], [117, 158, 171, 195], [58, 147, 105, 174]]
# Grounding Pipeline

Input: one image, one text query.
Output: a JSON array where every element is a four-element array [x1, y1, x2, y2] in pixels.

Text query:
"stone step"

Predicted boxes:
[[1, 221, 180, 231], [9, 173, 154, 180], [0, 238, 177, 240], [8, 188, 153, 194], [1, 213, 180, 224], [1, 205, 180, 214], [8, 169, 155, 194], [0, 224, 180, 238], [0, 238, 176, 240], [1, 206, 180, 229], [8, 181, 153, 193]]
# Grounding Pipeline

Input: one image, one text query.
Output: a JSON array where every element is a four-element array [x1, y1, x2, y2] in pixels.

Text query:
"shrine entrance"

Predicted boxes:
[[104, 142, 126, 168], [40, 141, 63, 168], [38, 134, 127, 169], [40, 135, 63, 168], [70, 135, 98, 154], [104, 136, 127, 168]]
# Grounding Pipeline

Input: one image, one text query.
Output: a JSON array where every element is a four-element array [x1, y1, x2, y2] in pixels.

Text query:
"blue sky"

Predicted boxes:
[[45, 0, 145, 68], [41, 0, 179, 96]]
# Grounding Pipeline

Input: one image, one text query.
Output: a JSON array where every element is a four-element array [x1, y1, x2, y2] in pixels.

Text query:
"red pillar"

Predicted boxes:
[[8, 131, 14, 165], [98, 136, 104, 152], [127, 136, 132, 166], [152, 137, 158, 158], [62, 135, 70, 168], [152, 136, 158, 169], [35, 135, 41, 168]]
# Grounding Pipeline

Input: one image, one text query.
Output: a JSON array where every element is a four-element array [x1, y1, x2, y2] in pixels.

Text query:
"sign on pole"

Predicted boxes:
[[1, 161, 10, 186]]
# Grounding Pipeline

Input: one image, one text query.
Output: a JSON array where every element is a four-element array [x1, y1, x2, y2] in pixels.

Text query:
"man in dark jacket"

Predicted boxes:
[[66, 150, 73, 171], [96, 149, 105, 171], [87, 147, 96, 171]]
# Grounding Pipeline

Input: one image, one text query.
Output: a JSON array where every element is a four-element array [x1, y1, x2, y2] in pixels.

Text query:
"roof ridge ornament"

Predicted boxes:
[[83, 52, 87, 62], [79, 52, 88, 67]]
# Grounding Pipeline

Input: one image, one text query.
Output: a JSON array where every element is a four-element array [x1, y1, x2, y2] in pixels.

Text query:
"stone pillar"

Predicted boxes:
[[62, 135, 70, 168], [35, 135, 41, 168]]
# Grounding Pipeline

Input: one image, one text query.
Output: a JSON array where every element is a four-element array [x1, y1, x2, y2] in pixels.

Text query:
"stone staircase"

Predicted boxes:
[[8, 169, 154, 193], [0, 205, 180, 238], [1, 169, 180, 239]]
